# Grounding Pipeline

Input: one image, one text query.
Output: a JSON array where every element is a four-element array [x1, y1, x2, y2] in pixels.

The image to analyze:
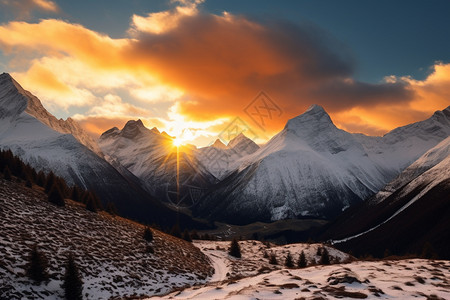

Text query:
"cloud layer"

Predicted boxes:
[[0, 1, 448, 144], [0, 0, 59, 19]]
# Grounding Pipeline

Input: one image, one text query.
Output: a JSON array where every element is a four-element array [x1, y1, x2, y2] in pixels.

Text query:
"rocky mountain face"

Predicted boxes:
[[0, 73, 202, 228], [193, 105, 450, 224], [99, 120, 217, 209]]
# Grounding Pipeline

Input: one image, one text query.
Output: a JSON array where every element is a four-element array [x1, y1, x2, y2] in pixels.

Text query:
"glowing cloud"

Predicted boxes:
[[0, 2, 449, 144], [0, 0, 59, 19]]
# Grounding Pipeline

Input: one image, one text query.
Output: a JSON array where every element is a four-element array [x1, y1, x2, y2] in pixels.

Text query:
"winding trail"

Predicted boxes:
[[193, 241, 230, 282], [205, 251, 230, 282]]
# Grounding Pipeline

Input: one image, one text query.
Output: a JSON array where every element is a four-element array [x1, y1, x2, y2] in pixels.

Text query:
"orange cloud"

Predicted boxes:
[[0, 0, 59, 19], [0, 5, 449, 144]]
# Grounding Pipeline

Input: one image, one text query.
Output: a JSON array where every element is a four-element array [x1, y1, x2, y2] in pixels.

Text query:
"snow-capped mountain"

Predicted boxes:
[[372, 136, 450, 204], [0, 73, 199, 227], [0, 73, 102, 157], [99, 120, 217, 208], [196, 133, 260, 178], [354, 106, 450, 178], [319, 137, 450, 258], [193, 105, 450, 224]]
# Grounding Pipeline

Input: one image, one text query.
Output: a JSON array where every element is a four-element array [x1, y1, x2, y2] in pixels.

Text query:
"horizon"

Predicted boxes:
[[1, 1, 449, 146]]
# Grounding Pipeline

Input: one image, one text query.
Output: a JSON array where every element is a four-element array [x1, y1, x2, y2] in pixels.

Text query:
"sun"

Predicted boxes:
[[172, 138, 183, 147]]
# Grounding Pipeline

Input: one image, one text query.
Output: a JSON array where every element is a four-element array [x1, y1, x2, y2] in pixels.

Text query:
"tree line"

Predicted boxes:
[[0, 149, 118, 215]]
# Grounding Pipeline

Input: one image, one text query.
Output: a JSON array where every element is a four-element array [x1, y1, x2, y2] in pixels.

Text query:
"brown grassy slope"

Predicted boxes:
[[0, 178, 213, 299]]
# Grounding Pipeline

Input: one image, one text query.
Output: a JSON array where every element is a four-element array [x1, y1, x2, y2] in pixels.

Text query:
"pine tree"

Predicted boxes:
[[26, 244, 49, 284], [3, 166, 12, 181], [48, 185, 65, 207], [320, 247, 330, 265], [36, 171, 46, 187], [298, 250, 307, 268], [143, 227, 153, 242], [269, 253, 278, 265], [25, 177, 33, 188], [285, 251, 294, 268], [170, 223, 182, 238], [190, 230, 199, 240], [70, 186, 81, 202], [85, 196, 97, 212], [44, 171, 55, 193], [105, 202, 118, 216], [228, 238, 241, 258], [62, 253, 83, 300], [316, 246, 322, 256], [182, 229, 192, 242]]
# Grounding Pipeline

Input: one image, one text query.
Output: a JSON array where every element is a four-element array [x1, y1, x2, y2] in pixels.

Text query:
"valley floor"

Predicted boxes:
[[153, 246, 450, 300]]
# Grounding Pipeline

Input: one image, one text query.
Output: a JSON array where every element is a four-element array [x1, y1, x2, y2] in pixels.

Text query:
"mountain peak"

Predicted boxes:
[[124, 119, 144, 128], [306, 104, 326, 114], [121, 120, 147, 139], [285, 104, 333, 131], [228, 133, 251, 149], [0, 73, 104, 156], [151, 127, 160, 134], [0, 72, 13, 80], [212, 139, 227, 149]]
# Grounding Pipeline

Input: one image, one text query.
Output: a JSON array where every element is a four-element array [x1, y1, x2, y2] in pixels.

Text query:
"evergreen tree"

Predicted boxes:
[[316, 246, 322, 256], [190, 230, 199, 240], [48, 185, 65, 207], [90, 192, 103, 211], [26, 244, 49, 284], [228, 238, 241, 258], [285, 251, 294, 268], [85, 196, 97, 212], [3, 166, 12, 181], [55, 177, 69, 198], [269, 253, 278, 265], [320, 247, 330, 265], [62, 253, 83, 300], [70, 186, 81, 202], [36, 171, 46, 187], [105, 202, 118, 216], [143, 227, 153, 242], [25, 176, 33, 188], [182, 229, 192, 242], [44, 171, 55, 193], [298, 250, 307, 268], [170, 223, 182, 238]]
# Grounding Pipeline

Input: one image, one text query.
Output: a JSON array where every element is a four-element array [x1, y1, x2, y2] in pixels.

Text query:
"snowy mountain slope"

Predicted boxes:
[[0, 179, 213, 299], [0, 73, 102, 157], [194, 105, 450, 224], [193, 105, 392, 223], [99, 120, 217, 208], [354, 106, 450, 178], [318, 139, 450, 258], [0, 73, 201, 228], [372, 136, 450, 204], [196, 133, 259, 179], [152, 258, 450, 300]]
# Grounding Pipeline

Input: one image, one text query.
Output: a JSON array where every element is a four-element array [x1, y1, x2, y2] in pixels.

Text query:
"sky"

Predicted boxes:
[[0, 0, 449, 146]]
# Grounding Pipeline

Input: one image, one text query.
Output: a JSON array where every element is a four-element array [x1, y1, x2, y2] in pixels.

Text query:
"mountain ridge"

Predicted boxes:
[[193, 104, 450, 224]]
